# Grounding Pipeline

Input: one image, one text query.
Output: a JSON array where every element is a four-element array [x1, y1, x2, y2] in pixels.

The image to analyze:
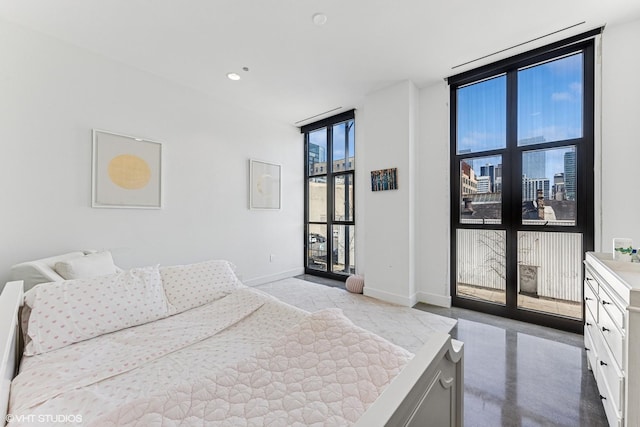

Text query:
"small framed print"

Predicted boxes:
[[92, 129, 162, 209], [249, 159, 281, 210], [371, 167, 398, 191]]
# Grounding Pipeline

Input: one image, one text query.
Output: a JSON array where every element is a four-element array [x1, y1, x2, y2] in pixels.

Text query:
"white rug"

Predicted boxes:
[[255, 278, 457, 353]]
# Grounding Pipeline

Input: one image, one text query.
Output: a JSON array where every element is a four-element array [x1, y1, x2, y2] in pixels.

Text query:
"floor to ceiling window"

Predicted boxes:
[[449, 31, 598, 332], [302, 110, 355, 279]]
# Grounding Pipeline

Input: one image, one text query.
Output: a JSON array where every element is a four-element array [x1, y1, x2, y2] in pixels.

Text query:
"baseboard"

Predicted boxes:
[[243, 267, 305, 287], [363, 287, 417, 307], [416, 291, 451, 308]]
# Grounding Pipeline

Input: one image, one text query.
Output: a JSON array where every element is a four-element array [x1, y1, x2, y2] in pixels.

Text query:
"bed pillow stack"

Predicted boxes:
[[24, 266, 170, 355], [160, 259, 243, 314], [53, 251, 119, 280], [22, 259, 243, 355]]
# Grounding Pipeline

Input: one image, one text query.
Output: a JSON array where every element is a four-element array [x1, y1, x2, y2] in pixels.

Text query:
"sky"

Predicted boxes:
[[457, 52, 583, 184]]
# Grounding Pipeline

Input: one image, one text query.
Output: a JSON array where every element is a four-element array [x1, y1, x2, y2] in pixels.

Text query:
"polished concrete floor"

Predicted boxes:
[[416, 303, 608, 427], [299, 274, 608, 427]]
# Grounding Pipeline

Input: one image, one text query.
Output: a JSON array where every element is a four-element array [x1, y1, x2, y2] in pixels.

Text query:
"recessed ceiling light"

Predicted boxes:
[[312, 13, 327, 26], [227, 72, 241, 81]]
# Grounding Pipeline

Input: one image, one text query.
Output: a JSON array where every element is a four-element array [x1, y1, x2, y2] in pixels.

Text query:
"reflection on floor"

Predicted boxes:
[[295, 273, 346, 289], [415, 303, 607, 427], [457, 283, 582, 319], [301, 274, 607, 427]]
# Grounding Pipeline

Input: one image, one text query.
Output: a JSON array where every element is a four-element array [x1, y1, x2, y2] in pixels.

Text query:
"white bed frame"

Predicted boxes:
[[0, 279, 463, 426], [1, 281, 23, 427]]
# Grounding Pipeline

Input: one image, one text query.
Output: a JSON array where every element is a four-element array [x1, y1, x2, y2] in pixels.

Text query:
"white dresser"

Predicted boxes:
[[584, 252, 640, 427]]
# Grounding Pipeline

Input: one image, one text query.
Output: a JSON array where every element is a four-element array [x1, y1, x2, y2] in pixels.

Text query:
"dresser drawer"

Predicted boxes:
[[599, 285, 625, 332], [596, 369, 624, 427], [596, 345, 624, 415], [584, 325, 598, 373], [584, 279, 599, 322], [585, 306, 599, 336], [599, 307, 625, 368]]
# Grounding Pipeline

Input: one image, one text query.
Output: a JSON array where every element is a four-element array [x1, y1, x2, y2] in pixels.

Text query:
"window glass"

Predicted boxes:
[[334, 174, 353, 222], [459, 155, 502, 224], [456, 229, 506, 305], [308, 128, 327, 176], [521, 146, 576, 226], [332, 225, 355, 274], [457, 75, 506, 154], [518, 53, 583, 145], [307, 224, 327, 271], [332, 120, 355, 171], [517, 231, 582, 319], [308, 177, 327, 222]]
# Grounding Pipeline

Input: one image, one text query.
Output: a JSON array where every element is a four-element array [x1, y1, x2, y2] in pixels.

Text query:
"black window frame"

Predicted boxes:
[[448, 30, 599, 333], [301, 110, 356, 280]]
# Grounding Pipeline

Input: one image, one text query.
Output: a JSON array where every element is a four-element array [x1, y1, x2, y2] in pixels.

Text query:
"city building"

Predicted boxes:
[[564, 151, 577, 201], [522, 175, 550, 201], [476, 175, 491, 193]]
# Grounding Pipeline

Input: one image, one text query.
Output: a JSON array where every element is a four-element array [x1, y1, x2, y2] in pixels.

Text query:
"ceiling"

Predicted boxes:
[[1, 0, 639, 126]]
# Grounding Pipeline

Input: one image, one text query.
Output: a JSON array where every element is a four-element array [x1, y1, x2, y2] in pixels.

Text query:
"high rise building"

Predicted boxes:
[[480, 164, 495, 192], [564, 151, 576, 201], [494, 164, 503, 193], [308, 143, 326, 174], [552, 173, 565, 200], [522, 175, 550, 201], [523, 150, 546, 179], [477, 176, 491, 193]]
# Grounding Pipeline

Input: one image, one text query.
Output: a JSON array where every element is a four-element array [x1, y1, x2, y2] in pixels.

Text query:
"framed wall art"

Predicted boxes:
[[249, 159, 281, 210], [92, 129, 163, 209], [371, 167, 398, 191]]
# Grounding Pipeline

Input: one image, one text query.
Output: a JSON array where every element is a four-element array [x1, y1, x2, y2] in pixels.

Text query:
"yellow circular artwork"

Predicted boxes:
[[108, 154, 151, 190]]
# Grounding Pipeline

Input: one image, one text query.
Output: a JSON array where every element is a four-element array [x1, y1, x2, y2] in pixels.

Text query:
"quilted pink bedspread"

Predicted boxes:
[[92, 309, 412, 427]]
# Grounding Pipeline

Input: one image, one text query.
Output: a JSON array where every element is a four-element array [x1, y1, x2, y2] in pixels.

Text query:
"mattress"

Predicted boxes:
[[8, 287, 412, 426]]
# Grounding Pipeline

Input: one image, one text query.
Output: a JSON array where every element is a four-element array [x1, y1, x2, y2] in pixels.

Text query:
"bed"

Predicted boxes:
[[0, 252, 463, 426]]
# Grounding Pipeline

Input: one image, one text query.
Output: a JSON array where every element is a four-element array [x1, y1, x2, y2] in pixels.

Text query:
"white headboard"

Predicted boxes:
[[9, 251, 100, 292]]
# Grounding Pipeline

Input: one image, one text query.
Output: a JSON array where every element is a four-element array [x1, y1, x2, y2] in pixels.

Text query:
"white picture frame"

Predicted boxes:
[[92, 129, 163, 209], [249, 159, 281, 210]]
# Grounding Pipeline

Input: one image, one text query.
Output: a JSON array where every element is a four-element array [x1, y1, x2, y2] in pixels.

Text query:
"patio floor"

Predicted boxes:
[[457, 283, 582, 319]]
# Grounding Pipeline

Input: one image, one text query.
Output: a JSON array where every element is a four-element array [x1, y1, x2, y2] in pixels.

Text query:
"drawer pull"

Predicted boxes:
[[585, 347, 590, 351], [600, 360, 608, 366], [602, 326, 610, 332], [586, 322, 592, 326], [585, 297, 593, 301], [600, 394, 607, 400], [602, 300, 611, 306]]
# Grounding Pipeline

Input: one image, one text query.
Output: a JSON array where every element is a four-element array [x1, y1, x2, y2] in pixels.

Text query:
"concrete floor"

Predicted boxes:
[[300, 274, 608, 427], [416, 303, 607, 427]]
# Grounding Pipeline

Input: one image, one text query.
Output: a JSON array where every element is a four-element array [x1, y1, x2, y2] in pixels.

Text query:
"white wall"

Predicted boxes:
[[0, 19, 303, 286], [416, 82, 451, 307], [600, 17, 640, 251], [360, 81, 418, 306]]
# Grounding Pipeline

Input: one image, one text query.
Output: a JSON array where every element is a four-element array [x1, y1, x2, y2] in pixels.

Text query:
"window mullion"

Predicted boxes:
[[505, 69, 519, 309], [327, 125, 334, 274]]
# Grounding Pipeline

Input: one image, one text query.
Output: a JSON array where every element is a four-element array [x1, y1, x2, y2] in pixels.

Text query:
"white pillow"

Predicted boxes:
[[24, 266, 170, 355], [54, 251, 118, 280], [160, 260, 242, 314]]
